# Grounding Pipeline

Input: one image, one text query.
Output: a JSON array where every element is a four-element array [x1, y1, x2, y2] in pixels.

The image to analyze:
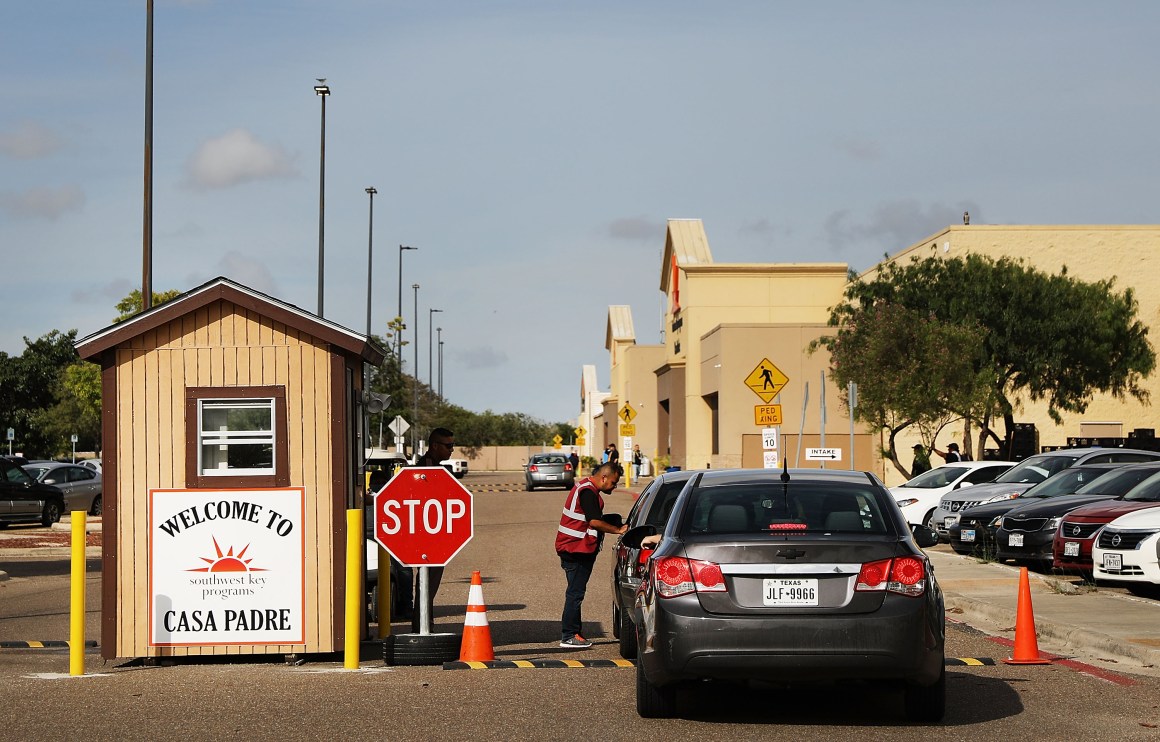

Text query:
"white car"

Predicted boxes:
[[891, 461, 1015, 530], [1091, 505, 1160, 596]]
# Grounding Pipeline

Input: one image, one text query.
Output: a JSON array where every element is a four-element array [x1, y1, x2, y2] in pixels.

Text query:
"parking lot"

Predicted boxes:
[[2, 471, 1159, 739]]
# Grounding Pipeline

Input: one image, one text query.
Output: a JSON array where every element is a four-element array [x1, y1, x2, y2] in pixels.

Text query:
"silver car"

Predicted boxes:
[[22, 462, 103, 515], [524, 453, 575, 491]]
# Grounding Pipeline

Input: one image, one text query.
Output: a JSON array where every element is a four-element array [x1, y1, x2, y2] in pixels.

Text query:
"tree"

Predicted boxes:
[[0, 330, 81, 456], [817, 254, 1155, 468], [113, 288, 182, 323], [33, 361, 102, 457]]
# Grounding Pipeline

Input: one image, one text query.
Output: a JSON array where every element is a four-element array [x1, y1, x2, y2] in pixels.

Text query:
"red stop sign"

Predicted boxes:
[[372, 466, 474, 567]]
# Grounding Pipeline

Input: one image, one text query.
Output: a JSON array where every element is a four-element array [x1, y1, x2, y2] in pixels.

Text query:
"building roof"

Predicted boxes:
[[605, 305, 636, 351], [661, 218, 713, 292], [76, 276, 386, 365]]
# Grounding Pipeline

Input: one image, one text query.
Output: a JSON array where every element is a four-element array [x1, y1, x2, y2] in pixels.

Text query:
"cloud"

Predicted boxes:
[[0, 185, 84, 220], [184, 128, 297, 189], [457, 346, 508, 370], [70, 278, 136, 311], [833, 136, 881, 161], [606, 216, 663, 241], [824, 199, 981, 252], [0, 121, 64, 159], [211, 251, 280, 295]]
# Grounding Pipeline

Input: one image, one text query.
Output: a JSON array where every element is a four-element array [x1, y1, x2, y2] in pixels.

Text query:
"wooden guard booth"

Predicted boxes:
[[77, 277, 384, 660]]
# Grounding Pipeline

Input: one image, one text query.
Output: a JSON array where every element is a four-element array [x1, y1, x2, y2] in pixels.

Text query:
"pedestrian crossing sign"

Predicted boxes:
[[744, 359, 789, 403]]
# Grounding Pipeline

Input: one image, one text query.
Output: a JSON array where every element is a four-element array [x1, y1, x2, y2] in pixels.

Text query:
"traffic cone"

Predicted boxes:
[[1003, 567, 1051, 665], [459, 570, 495, 662]]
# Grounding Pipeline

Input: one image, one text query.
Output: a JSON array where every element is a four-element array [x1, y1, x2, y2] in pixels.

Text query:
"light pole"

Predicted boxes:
[[437, 327, 443, 399], [364, 187, 377, 336], [314, 79, 330, 316], [142, 0, 154, 312], [397, 245, 418, 364], [428, 308, 443, 391], [412, 283, 420, 456]]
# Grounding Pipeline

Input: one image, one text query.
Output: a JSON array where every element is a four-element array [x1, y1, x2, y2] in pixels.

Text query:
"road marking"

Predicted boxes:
[[444, 657, 987, 670], [1, 640, 99, 650]]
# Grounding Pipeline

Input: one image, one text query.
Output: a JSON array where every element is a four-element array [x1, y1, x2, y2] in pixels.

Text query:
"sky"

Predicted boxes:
[[3, 1, 1160, 424]]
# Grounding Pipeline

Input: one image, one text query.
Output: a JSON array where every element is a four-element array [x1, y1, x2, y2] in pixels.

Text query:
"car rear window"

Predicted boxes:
[[682, 481, 892, 535], [1076, 466, 1160, 497], [993, 454, 1079, 484]]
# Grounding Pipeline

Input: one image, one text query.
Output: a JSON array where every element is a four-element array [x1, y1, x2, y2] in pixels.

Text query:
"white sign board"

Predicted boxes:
[[761, 427, 779, 451], [806, 448, 842, 461], [388, 415, 410, 437], [622, 436, 633, 454], [763, 451, 780, 469], [149, 488, 305, 647]]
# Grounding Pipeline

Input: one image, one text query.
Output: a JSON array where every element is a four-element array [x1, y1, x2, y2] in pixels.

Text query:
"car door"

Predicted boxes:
[[961, 464, 1012, 486], [3, 462, 40, 518], [67, 465, 99, 511]]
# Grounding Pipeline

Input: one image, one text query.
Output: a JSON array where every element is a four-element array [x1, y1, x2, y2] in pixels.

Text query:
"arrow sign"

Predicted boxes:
[[805, 448, 842, 461]]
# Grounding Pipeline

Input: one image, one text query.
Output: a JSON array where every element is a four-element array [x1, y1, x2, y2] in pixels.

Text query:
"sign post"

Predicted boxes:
[[372, 467, 474, 635], [388, 415, 410, 454]]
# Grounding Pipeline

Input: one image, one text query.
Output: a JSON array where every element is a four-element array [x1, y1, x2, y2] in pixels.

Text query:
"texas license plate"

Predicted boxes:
[[546, 474, 557, 480], [1009, 533, 1024, 547], [1064, 541, 1080, 557], [944, 516, 956, 529], [1103, 553, 1122, 571], [961, 529, 975, 543], [763, 579, 818, 606]]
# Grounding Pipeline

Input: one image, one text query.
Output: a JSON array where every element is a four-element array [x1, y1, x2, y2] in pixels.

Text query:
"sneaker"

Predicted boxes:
[[559, 634, 593, 649]]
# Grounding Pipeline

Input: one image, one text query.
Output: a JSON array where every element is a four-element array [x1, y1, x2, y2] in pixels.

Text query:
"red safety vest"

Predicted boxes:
[[555, 478, 603, 555]]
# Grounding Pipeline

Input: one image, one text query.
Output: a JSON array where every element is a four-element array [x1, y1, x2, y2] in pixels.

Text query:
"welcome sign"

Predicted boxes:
[[149, 488, 305, 646]]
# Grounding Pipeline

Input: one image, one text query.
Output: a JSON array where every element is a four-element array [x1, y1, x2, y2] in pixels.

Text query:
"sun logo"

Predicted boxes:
[[187, 536, 267, 573]]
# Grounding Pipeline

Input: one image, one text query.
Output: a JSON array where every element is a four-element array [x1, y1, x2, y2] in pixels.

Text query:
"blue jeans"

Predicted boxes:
[[560, 555, 595, 641]]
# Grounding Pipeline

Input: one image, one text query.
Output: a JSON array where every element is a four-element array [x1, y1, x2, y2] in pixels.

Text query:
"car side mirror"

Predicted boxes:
[[621, 524, 657, 549], [956, 481, 974, 489], [911, 524, 940, 548]]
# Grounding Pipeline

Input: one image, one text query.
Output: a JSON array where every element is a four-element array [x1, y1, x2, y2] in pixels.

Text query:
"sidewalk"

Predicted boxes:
[[928, 548, 1160, 676]]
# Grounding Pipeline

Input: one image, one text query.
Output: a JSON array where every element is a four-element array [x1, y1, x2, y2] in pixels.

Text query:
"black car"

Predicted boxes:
[[630, 468, 944, 721], [993, 462, 1160, 568], [948, 464, 1125, 557], [611, 470, 697, 658], [0, 457, 66, 527]]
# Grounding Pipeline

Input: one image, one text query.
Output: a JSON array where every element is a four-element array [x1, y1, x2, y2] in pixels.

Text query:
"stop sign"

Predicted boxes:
[[372, 466, 474, 567]]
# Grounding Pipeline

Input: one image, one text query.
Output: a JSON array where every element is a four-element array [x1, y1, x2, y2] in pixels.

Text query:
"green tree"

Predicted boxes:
[[0, 330, 81, 456], [817, 254, 1154, 466], [113, 288, 182, 323], [33, 361, 102, 457]]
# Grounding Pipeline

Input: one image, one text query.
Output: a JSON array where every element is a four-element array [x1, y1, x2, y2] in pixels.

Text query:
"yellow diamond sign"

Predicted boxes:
[[745, 358, 789, 403], [619, 403, 637, 424]]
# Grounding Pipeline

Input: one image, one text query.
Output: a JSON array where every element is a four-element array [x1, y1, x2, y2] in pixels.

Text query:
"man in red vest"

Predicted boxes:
[[555, 462, 627, 648]]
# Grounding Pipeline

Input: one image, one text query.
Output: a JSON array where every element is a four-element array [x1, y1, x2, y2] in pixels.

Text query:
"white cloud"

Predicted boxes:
[[211, 251, 280, 295], [184, 129, 297, 189], [457, 346, 508, 370], [0, 121, 64, 159], [607, 216, 663, 241], [824, 200, 982, 253], [0, 185, 84, 220]]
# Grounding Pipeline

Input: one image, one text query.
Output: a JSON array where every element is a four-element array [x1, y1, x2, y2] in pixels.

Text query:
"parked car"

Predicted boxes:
[[890, 461, 1014, 530], [22, 461, 103, 515], [932, 447, 1160, 537], [1053, 471, 1160, 573], [994, 462, 1160, 568], [79, 457, 102, 474], [630, 468, 944, 721], [523, 453, 575, 491], [947, 463, 1127, 558], [1092, 507, 1160, 596], [0, 457, 66, 527], [441, 458, 468, 479], [611, 470, 697, 658]]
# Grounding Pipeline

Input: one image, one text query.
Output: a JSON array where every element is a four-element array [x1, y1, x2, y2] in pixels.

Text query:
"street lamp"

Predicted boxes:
[[428, 308, 443, 391], [397, 245, 418, 364], [437, 327, 443, 399], [412, 283, 420, 455], [314, 79, 331, 316], [364, 187, 377, 336]]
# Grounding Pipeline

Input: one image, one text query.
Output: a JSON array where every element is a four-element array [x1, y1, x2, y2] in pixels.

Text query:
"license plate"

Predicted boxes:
[[763, 578, 819, 606], [943, 516, 956, 529], [961, 529, 975, 543], [1009, 533, 1024, 547], [1064, 541, 1080, 557], [1103, 553, 1122, 571], [546, 474, 557, 480]]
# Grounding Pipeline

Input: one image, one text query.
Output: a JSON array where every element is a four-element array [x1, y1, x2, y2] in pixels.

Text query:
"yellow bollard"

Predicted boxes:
[[377, 544, 392, 639], [345, 508, 363, 669], [70, 511, 86, 676]]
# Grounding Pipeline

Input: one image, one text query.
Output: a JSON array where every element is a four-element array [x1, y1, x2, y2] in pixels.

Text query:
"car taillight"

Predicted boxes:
[[528, 465, 538, 472], [638, 547, 654, 565], [856, 557, 926, 597], [653, 557, 727, 597], [564, 463, 573, 471]]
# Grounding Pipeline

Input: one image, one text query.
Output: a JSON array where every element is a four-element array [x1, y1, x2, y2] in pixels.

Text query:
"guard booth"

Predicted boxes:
[[77, 277, 384, 660]]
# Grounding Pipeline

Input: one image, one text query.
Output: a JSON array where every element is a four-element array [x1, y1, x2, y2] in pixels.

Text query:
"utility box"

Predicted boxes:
[[77, 278, 384, 660]]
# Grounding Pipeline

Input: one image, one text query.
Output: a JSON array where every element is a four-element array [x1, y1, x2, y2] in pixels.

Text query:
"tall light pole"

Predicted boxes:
[[411, 283, 420, 455], [437, 327, 443, 399], [314, 79, 331, 317], [364, 187, 377, 336], [428, 308, 443, 391], [397, 245, 418, 364], [142, 0, 154, 312]]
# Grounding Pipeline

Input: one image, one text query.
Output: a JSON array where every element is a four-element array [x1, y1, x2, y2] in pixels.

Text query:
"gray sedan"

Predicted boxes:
[[524, 453, 576, 491], [23, 462, 103, 515]]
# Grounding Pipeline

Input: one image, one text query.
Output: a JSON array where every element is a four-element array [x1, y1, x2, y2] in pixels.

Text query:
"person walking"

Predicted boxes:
[[632, 444, 643, 479], [555, 462, 626, 648], [607, 443, 620, 474], [409, 426, 456, 633], [568, 450, 580, 475], [911, 443, 932, 476]]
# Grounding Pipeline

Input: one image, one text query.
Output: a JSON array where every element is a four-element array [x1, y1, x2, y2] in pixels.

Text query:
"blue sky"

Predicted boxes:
[[3, 1, 1159, 423]]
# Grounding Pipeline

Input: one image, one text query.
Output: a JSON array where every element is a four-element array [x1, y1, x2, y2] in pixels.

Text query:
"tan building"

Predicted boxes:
[[600, 306, 663, 471]]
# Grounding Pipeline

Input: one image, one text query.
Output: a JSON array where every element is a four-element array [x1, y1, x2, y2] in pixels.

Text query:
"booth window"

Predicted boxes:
[[185, 386, 289, 488]]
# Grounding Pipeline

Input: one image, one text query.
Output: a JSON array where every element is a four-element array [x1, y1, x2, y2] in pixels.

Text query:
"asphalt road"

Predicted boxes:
[[2, 471, 1159, 740]]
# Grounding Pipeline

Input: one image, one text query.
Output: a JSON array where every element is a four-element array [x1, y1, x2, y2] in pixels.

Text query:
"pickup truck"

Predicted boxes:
[[440, 458, 468, 479]]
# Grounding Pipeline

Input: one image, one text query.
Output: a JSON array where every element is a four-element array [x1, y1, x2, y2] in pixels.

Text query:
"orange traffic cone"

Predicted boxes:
[[459, 570, 495, 662], [1003, 567, 1051, 665]]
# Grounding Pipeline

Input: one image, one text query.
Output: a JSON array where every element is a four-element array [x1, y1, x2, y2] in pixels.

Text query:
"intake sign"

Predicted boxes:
[[149, 489, 305, 647]]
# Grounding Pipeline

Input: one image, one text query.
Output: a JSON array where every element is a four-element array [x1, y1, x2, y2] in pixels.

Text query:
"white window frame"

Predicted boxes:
[[197, 398, 277, 477]]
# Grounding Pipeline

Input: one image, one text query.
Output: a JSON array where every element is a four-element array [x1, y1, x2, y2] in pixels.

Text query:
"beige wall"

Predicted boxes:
[[608, 343, 665, 464]]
